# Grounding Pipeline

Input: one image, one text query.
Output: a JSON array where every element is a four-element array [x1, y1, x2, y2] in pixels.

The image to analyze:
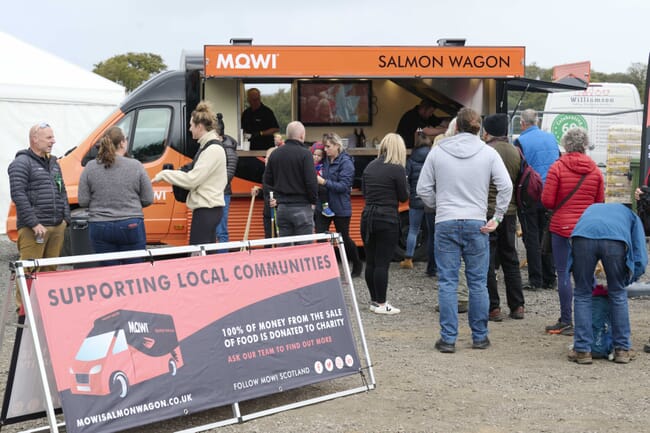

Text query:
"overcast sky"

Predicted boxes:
[[2, 0, 649, 75]]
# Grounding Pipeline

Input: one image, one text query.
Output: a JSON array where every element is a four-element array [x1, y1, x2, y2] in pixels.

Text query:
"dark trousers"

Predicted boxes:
[[425, 212, 436, 276], [361, 219, 398, 304], [518, 204, 555, 287], [314, 213, 361, 268], [487, 214, 524, 311], [190, 207, 223, 245]]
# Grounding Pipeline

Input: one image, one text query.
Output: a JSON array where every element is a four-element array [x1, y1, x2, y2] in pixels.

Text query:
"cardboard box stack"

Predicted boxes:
[[605, 125, 641, 204]]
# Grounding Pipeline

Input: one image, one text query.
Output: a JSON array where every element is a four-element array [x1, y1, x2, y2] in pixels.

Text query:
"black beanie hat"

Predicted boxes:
[[483, 113, 509, 137]]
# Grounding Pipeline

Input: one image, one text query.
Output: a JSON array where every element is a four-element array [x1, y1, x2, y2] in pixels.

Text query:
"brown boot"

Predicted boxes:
[[399, 258, 414, 269]]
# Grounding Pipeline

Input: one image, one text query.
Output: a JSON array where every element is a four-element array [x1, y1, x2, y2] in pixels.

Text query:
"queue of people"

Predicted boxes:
[[8, 98, 650, 362]]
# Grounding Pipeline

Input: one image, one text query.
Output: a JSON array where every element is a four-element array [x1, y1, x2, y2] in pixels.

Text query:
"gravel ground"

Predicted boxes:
[[2, 234, 650, 433]]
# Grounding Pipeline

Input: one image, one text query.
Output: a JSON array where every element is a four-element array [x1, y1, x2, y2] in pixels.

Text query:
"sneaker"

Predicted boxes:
[[614, 348, 636, 364], [489, 308, 503, 322], [373, 303, 400, 315], [321, 206, 335, 218], [434, 339, 456, 353], [369, 301, 379, 312], [509, 306, 525, 320], [568, 349, 592, 364], [472, 338, 491, 349], [545, 319, 572, 335]]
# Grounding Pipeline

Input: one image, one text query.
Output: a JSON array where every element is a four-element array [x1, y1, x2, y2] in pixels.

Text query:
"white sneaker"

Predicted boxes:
[[369, 302, 379, 312], [373, 303, 400, 315]]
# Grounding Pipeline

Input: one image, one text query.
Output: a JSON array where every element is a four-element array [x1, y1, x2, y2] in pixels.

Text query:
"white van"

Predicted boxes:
[[540, 82, 643, 168]]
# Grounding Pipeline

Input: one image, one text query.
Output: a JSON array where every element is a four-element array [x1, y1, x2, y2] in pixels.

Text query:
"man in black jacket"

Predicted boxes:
[[8, 123, 71, 307], [263, 121, 317, 239]]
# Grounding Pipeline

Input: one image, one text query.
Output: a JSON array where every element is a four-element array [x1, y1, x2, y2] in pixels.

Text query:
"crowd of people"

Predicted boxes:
[[8, 95, 650, 362]]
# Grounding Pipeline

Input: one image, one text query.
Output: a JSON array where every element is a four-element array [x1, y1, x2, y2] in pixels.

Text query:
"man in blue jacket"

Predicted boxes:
[[516, 108, 559, 291], [568, 203, 647, 365]]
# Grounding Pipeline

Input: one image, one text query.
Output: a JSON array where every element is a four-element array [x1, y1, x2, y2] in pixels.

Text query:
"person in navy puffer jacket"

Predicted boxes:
[[314, 133, 363, 277], [400, 131, 432, 270]]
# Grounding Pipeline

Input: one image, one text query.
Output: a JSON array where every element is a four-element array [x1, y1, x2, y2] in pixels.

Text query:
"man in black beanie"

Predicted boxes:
[[482, 114, 526, 321]]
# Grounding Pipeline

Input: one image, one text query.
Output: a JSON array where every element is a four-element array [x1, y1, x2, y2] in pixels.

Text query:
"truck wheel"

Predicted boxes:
[[394, 211, 428, 261], [110, 372, 129, 398], [169, 359, 178, 376]]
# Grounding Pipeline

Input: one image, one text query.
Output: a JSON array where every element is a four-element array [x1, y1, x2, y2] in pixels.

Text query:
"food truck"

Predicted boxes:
[[6, 40, 581, 259], [69, 310, 183, 398]]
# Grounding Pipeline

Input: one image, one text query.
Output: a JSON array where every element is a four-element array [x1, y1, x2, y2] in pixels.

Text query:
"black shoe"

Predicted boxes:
[[457, 302, 469, 314], [542, 281, 557, 290], [522, 283, 541, 291], [472, 338, 491, 349], [351, 263, 363, 278], [645, 341, 650, 354], [434, 339, 456, 353]]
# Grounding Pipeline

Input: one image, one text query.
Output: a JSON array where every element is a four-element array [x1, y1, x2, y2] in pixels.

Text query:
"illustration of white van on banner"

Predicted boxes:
[[541, 82, 643, 167]]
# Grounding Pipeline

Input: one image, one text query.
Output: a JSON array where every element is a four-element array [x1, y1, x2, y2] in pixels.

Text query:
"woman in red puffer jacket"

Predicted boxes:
[[541, 127, 604, 336]]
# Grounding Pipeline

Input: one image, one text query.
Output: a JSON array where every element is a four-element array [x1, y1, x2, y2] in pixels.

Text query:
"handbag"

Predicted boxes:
[[541, 174, 588, 255], [171, 139, 219, 202]]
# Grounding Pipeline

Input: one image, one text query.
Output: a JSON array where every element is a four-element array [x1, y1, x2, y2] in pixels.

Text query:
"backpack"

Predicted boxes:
[[172, 139, 219, 202], [513, 142, 543, 209]]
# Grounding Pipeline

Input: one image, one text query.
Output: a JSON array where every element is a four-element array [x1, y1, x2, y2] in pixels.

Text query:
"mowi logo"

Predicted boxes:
[[215, 53, 279, 69]]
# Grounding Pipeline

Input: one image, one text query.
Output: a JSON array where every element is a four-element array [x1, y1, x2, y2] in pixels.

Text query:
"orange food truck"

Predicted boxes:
[[6, 40, 579, 259], [69, 310, 183, 398]]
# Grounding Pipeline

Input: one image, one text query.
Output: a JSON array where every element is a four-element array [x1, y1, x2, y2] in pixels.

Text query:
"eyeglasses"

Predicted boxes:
[[38, 122, 50, 129], [323, 133, 335, 140]]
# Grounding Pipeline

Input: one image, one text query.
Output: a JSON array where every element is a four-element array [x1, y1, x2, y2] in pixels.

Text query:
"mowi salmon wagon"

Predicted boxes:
[[69, 309, 183, 398], [6, 39, 581, 258]]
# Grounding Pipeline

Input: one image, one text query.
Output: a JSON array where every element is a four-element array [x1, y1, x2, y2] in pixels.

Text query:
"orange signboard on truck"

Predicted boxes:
[[204, 45, 525, 78]]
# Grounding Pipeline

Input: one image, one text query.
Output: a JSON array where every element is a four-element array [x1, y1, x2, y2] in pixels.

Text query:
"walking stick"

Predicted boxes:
[[241, 190, 256, 251], [270, 191, 276, 239]]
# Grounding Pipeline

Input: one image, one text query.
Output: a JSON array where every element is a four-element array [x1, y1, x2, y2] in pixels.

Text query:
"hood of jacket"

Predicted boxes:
[[437, 132, 485, 159], [557, 152, 599, 175]]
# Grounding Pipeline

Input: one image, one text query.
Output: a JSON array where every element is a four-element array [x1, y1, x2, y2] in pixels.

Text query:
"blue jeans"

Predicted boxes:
[[551, 233, 572, 324], [216, 194, 231, 243], [572, 237, 631, 351], [89, 218, 146, 266], [405, 207, 425, 258], [435, 219, 490, 343]]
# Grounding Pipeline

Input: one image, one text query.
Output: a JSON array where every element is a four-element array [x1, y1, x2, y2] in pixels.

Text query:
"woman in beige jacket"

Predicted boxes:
[[153, 101, 227, 245]]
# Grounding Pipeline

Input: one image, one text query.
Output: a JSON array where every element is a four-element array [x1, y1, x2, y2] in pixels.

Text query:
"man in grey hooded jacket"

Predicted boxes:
[[416, 108, 512, 353]]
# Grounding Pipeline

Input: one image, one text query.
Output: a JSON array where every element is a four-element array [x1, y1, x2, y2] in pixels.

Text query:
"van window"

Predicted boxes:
[[75, 331, 114, 361], [130, 107, 172, 163], [112, 329, 128, 354]]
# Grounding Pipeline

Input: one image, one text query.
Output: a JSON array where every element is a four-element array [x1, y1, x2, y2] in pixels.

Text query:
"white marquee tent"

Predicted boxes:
[[0, 32, 125, 235]]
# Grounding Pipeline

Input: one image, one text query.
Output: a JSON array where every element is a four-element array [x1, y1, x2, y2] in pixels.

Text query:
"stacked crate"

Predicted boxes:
[[605, 125, 641, 204]]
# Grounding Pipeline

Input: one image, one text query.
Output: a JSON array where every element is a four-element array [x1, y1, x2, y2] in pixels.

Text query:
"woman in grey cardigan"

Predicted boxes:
[[78, 126, 154, 266]]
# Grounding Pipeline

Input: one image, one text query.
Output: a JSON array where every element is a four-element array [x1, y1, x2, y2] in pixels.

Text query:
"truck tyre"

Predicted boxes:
[[394, 210, 428, 262], [169, 359, 178, 376], [110, 372, 129, 398]]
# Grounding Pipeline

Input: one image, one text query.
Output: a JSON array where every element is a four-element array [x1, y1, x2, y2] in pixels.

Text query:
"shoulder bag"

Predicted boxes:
[[541, 174, 588, 255], [172, 139, 220, 202]]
